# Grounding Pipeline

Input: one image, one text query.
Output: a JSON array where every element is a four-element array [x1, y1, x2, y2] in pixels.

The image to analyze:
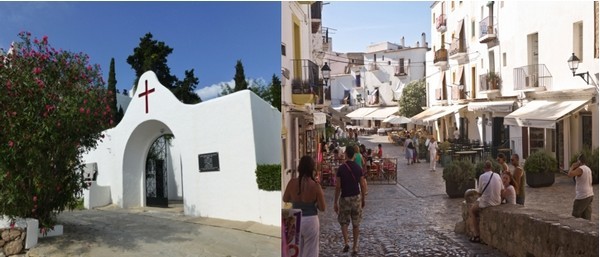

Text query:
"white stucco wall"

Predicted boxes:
[[82, 71, 281, 226]]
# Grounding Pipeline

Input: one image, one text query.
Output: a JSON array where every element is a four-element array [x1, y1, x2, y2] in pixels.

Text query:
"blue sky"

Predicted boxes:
[[322, 1, 432, 53], [0, 2, 280, 101]]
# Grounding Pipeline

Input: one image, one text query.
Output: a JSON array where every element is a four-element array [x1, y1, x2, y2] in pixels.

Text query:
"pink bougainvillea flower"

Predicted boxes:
[[33, 67, 42, 74], [79, 107, 85, 113], [8, 140, 14, 148], [42, 35, 48, 44], [33, 196, 38, 202]]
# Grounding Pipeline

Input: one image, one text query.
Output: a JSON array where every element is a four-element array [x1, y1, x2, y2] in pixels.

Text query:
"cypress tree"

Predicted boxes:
[[107, 58, 118, 126]]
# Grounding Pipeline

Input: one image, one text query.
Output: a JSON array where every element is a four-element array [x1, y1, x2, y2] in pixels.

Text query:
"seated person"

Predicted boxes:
[[500, 173, 516, 204], [468, 161, 503, 243]]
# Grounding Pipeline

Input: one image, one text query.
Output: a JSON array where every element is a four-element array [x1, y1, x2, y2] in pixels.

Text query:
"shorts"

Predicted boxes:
[[338, 195, 362, 226], [572, 196, 593, 220]]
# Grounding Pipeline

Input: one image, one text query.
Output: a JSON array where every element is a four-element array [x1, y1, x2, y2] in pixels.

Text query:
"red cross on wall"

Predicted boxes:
[[138, 80, 155, 114]]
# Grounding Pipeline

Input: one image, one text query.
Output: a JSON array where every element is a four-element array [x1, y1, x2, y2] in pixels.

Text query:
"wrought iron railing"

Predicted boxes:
[[448, 37, 466, 57], [436, 14, 447, 31], [479, 73, 502, 91], [513, 64, 552, 90], [434, 48, 448, 64], [479, 16, 494, 38]]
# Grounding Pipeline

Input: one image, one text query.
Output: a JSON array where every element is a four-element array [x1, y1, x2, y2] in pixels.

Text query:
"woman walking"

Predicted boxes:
[[283, 156, 327, 257]]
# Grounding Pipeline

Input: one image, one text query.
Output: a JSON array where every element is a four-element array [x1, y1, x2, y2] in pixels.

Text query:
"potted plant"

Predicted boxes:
[[439, 140, 453, 167], [443, 160, 476, 198], [524, 151, 558, 188], [569, 147, 599, 184], [486, 71, 502, 90]]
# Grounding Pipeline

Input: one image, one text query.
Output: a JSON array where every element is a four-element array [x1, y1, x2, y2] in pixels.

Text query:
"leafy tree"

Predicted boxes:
[[122, 89, 128, 96], [117, 106, 124, 123], [268, 75, 281, 111], [233, 59, 248, 92], [173, 69, 201, 104], [126, 33, 177, 91], [0, 32, 111, 228], [398, 79, 426, 118], [107, 58, 118, 126], [220, 83, 235, 96]]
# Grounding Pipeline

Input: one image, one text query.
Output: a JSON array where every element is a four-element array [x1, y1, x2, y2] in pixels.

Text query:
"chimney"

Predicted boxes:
[[421, 32, 427, 48], [416, 41, 420, 47], [400, 36, 405, 47]]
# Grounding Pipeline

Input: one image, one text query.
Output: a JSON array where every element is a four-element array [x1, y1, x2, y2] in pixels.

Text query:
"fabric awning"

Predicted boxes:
[[410, 105, 449, 125], [363, 106, 399, 120], [455, 65, 464, 85], [383, 115, 411, 124], [504, 99, 591, 129], [346, 107, 379, 120], [468, 100, 515, 113], [422, 104, 466, 123], [331, 105, 348, 112]]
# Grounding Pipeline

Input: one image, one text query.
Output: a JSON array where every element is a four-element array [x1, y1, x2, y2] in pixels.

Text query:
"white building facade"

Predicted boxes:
[[423, 1, 599, 170]]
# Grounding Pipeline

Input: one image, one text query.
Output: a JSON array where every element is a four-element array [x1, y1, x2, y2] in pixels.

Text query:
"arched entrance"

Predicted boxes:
[[122, 120, 183, 208]]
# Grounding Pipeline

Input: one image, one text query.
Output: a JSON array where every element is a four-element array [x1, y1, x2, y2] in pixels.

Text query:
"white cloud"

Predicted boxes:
[[195, 80, 233, 101], [195, 77, 269, 101]]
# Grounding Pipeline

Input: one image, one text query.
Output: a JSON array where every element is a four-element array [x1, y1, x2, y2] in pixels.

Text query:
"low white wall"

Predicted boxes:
[[83, 181, 111, 209]]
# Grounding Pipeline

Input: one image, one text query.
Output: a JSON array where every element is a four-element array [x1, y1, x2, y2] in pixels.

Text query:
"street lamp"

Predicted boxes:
[[321, 62, 331, 88], [567, 53, 594, 85]]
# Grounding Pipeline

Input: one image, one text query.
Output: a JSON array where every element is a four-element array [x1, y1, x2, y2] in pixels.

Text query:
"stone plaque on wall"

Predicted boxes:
[[198, 152, 219, 172]]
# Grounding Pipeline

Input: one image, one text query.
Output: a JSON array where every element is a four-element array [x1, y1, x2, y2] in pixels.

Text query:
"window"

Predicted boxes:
[[399, 58, 405, 74], [433, 12, 436, 24], [471, 20, 475, 38], [573, 22, 583, 61], [503, 53, 507, 67], [595, 1, 599, 58], [281, 43, 286, 56], [501, 1, 504, 8], [489, 50, 495, 73], [451, 1, 455, 10]]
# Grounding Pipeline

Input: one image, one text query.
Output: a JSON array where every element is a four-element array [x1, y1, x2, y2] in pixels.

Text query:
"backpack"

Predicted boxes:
[[408, 142, 414, 149]]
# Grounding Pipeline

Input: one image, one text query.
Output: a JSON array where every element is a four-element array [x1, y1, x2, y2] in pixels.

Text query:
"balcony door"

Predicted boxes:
[[527, 33, 539, 85]]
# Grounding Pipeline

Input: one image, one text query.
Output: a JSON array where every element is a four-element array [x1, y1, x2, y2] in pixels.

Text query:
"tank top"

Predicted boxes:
[[354, 153, 363, 168], [292, 201, 318, 216], [575, 165, 594, 200]]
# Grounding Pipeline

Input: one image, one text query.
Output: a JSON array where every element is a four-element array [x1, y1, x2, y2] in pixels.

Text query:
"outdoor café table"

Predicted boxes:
[[471, 147, 484, 162], [455, 150, 478, 163]]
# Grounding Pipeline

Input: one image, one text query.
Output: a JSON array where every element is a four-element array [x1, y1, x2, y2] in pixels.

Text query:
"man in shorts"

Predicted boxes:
[[567, 154, 594, 220], [334, 146, 367, 255]]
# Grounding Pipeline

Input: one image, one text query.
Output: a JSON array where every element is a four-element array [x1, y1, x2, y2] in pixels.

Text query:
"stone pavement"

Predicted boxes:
[[318, 134, 598, 257], [25, 205, 279, 257]]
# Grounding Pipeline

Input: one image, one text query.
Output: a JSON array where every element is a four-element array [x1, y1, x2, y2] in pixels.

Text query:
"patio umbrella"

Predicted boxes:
[[383, 115, 411, 125]]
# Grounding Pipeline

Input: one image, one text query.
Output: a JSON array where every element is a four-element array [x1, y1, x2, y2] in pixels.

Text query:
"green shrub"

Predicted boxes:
[[255, 164, 281, 191], [443, 160, 476, 187], [570, 147, 599, 183], [524, 151, 558, 174]]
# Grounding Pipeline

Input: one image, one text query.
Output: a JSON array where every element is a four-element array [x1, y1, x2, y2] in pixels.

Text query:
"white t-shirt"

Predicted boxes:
[[478, 171, 503, 208], [428, 141, 438, 154], [575, 165, 594, 200], [503, 185, 516, 204]]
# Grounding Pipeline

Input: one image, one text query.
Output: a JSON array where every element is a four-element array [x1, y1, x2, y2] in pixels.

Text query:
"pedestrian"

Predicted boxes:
[[453, 126, 460, 143], [404, 136, 415, 165], [468, 161, 502, 243], [334, 146, 367, 255], [412, 134, 420, 163], [567, 154, 594, 220], [510, 154, 525, 205], [282, 156, 326, 257], [377, 144, 383, 159], [497, 153, 509, 174], [501, 173, 516, 204], [428, 136, 439, 171]]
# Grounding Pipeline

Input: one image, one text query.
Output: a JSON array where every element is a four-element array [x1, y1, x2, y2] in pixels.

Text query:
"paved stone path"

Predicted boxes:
[[318, 134, 598, 257], [26, 205, 279, 257]]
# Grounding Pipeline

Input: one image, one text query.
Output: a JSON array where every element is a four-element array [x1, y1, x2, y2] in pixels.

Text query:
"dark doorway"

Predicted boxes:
[[491, 117, 509, 158], [146, 135, 171, 207]]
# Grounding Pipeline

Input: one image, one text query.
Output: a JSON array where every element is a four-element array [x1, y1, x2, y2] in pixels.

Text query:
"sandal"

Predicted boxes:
[[342, 245, 349, 253], [469, 236, 481, 243]]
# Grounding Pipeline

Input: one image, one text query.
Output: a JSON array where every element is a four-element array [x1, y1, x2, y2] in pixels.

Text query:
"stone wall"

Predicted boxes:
[[456, 191, 599, 257], [0, 228, 26, 256]]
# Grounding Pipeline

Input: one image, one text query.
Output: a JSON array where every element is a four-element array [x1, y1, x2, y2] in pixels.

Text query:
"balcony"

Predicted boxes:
[[479, 16, 497, 43], [434, 48, 449, 70], [310, 2, 322, 34], [394, 65, 408, 76], [291, 59, 320, 105], [448, 37, 468, 63], [435, 88, 444, 101], [436, 14, 447, 33], [513, 64, 552, 91], [479, 72, 502, 92]]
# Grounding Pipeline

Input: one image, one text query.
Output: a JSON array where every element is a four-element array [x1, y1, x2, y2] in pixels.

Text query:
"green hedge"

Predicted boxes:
[[256, 164, 281, 191]]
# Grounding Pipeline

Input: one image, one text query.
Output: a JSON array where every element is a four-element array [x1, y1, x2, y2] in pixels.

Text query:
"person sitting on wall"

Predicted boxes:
[[468, 160, 503, 243]]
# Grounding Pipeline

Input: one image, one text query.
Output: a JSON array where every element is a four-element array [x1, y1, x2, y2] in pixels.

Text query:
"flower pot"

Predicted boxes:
[[445, 179, 475, 198], [526, 171, 555, 188], [441, 154, 453, 167]]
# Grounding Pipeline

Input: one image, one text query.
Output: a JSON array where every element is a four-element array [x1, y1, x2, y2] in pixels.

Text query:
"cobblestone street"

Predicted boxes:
[[318, 135, 598, 257]]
